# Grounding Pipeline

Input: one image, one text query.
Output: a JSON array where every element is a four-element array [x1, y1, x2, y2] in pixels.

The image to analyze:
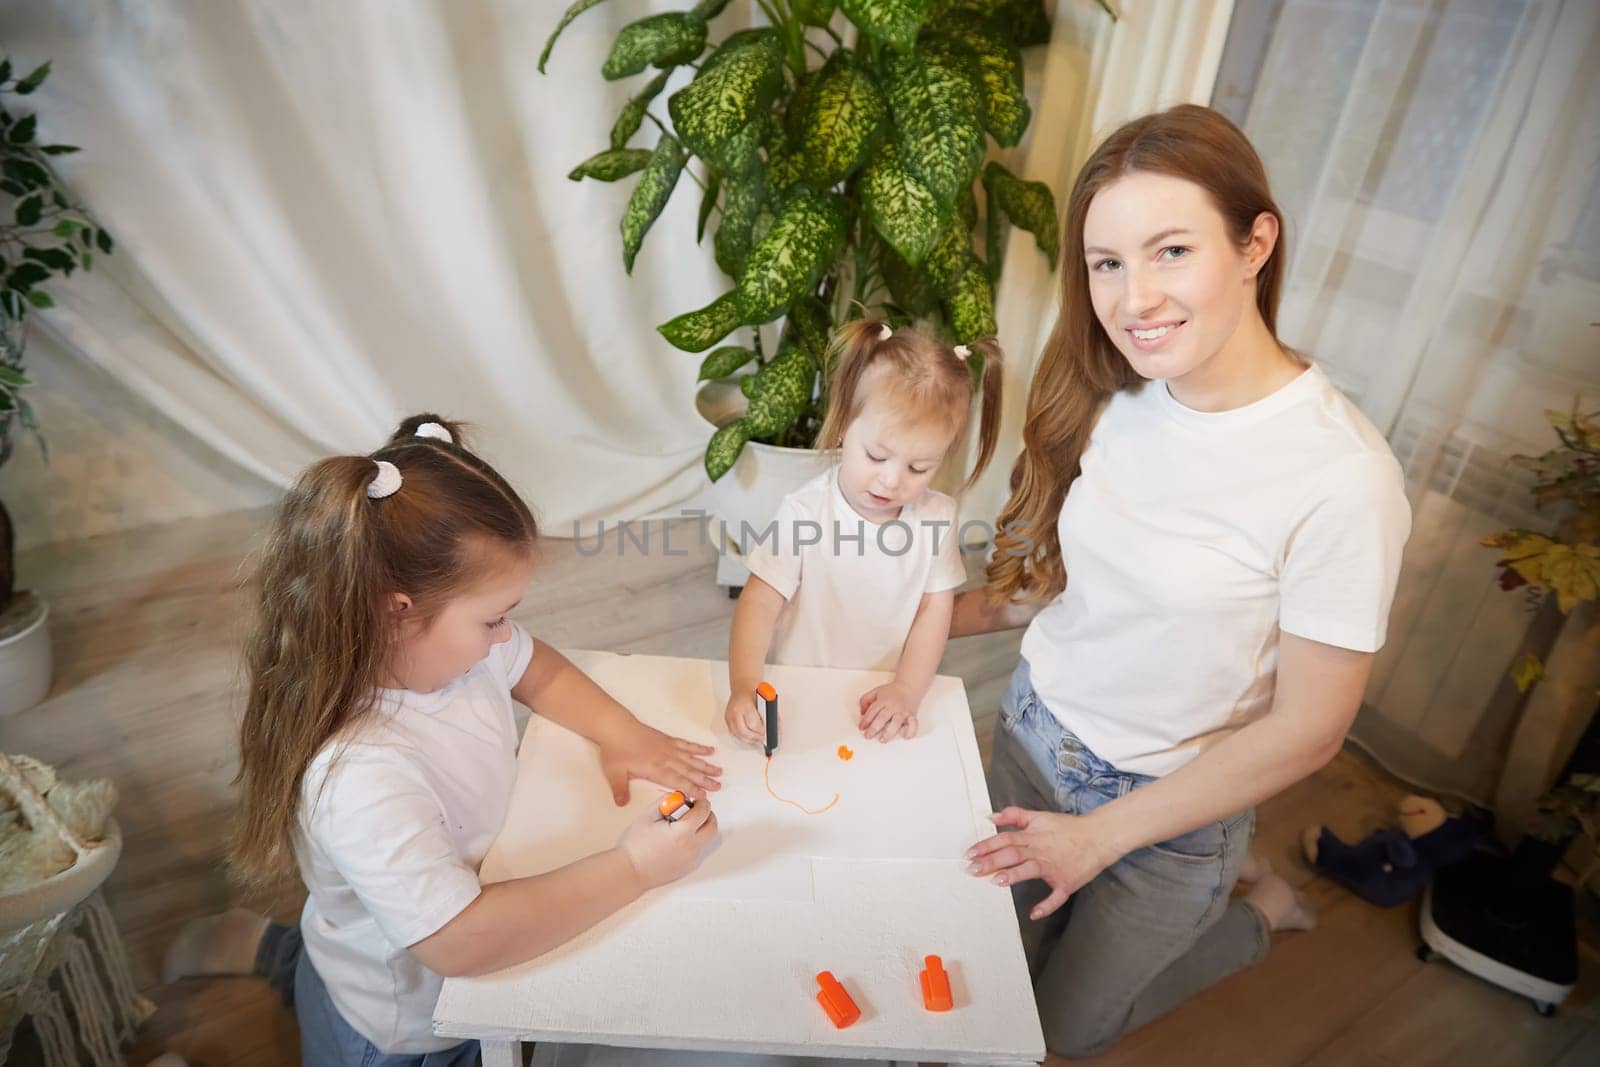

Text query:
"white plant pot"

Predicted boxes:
[[0, 596, 51, 718], [696, 379, 833, 590]]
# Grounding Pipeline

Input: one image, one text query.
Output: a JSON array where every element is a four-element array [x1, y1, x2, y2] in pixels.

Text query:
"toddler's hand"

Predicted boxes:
[[858, 682, 919, 742], [619, 796, 719, 890], [724, 691, 767, 746]]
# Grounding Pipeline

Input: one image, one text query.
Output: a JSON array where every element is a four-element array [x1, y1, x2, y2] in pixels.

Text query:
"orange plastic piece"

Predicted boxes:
[[756, 681, 778, 701], [657, 790, 692, 821], [837, 745, 854, 761], [920, 955, 953, 1012], [815, 971, 860, 1028]]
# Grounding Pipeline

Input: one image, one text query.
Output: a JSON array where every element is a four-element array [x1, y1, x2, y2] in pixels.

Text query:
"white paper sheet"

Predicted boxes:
[[479, 654, 992, 903]]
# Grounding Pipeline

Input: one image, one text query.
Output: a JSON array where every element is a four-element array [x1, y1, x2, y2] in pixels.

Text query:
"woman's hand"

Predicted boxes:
[[858, 681, 920, 742], [965, 806, 1124, 919], [599, 720, 722, 805]]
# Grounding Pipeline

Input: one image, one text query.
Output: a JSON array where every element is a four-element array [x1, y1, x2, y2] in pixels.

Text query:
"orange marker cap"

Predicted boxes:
[[815, 971, 860, 1029], [920, 955, 952, 1012], [657, 790, 692, 821], [756, 681, 777, 702]]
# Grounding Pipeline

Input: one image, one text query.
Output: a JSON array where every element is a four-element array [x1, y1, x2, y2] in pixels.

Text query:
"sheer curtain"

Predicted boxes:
[[0, 0, 751, 548], [2, 1, 1219, 554], [1214, 0, 1600, 822]]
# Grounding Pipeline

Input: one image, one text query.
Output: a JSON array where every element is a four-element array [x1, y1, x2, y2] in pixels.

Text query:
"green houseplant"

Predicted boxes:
[[0, 57, 115, 714], [544, 0, 1104, 481], [1483, 401, 1600, 857]]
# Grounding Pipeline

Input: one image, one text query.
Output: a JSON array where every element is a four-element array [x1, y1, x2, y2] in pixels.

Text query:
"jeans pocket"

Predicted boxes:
[[1146, 822, 1227, 865]]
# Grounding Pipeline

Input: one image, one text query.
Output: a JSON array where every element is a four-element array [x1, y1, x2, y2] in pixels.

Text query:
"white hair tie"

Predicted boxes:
[[367, 460, 402, 499], [415, 421, 452, 444], [954, 344, 972, 360], [877, 323, 893, 341]]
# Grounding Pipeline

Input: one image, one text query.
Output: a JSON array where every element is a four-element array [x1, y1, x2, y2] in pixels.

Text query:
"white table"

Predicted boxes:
[[433, 651, 1044, 1066]]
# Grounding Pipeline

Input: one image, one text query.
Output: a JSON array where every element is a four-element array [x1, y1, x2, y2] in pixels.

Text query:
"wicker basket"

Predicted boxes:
[[0, 754, 154, 1066]]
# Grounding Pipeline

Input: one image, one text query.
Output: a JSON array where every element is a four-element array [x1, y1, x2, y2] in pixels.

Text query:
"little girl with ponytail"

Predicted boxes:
[[166, 414, 722, 1065], [726, 323, 1004, 744]]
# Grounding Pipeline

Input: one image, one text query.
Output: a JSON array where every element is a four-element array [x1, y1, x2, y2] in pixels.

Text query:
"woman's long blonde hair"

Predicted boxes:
[[986, 104, 1288, 602], [229, 414, 538, 887]]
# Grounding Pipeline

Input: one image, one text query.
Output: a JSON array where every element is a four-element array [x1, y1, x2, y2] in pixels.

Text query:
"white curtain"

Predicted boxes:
[[1, 0, 748, 548], [0, 1, 1236, 552], [1214, 0, 1600, 819]]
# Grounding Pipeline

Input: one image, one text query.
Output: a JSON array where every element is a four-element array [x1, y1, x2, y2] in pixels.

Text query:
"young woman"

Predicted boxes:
[[957, 105, 1411, 1057]]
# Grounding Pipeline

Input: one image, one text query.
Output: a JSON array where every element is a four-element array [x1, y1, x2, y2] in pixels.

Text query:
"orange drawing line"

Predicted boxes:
[[764, 756, 839, 815]]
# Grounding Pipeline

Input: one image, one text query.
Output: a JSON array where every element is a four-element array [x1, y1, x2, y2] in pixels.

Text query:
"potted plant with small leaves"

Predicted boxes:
[[0, 58, 115, 716]]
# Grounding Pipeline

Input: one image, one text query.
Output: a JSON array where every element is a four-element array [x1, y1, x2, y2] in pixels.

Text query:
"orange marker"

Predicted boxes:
[[657, 790, 693, 822], [757, 681, 778, 757], [815, 971, 860, 1029], [920, 955, 953, 1012]]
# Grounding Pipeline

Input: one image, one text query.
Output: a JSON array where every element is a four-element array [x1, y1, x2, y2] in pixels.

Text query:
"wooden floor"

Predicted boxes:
[[5, 509, 1597, 1066]]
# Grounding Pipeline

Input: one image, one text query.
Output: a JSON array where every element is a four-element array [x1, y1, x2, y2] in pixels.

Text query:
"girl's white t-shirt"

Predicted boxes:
[[1020, 364, 1411, 777], [744, 467, 968, 671], [294, 624, 535, 1053]]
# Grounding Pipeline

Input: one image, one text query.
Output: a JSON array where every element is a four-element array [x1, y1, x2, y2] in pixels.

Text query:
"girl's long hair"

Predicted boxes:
[[229, 414, 537, 887]]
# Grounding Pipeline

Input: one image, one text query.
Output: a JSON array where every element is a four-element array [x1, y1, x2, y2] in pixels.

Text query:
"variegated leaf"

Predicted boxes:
[[659, 288, 742, 351], [621, 134, 687, 272], [882, 47, 984, 209], [697, 167, 722, 243], [944, 259, 996, 342], [922, 214, 975, 295], [742, 344, 816, 437], [842, 0, 932, 53], [698, 345, 757, 380], [668, 39, 784, 166], [611, 69, 671, 150], [539, 0, 611, 74], [602, 13, 707, 81], [735, 188, 852, 324], [569, 148, 653, 182], [792, 53, 889, 187], [705, 418, 750, 481], [860, 141, 945, 266], [928, 20, 1030, 147], [715, 169, 768, 277], [984, 160, 1059, 264]]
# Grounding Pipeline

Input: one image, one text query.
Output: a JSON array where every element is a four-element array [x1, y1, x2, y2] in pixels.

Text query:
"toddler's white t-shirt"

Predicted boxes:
[[745, 468, 968, 671]]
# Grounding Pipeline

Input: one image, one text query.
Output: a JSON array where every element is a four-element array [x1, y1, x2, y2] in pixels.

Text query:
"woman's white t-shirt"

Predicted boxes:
[[1019, 364, 1411, 777], [294, 624, 534, 1053], [744, 467, 968, 671]]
